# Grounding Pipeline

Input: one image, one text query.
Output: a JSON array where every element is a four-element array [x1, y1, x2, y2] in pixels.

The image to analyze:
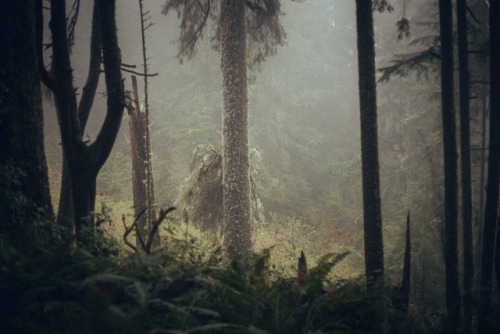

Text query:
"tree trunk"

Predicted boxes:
[[56, 0, 101, 231], [400, 211, 411, 313], [493, 1, 500, 311], [56, 159, 74, 230], [478, 2, 500, 332], [220, 0, 252, 258], [439, 0, 461, 331], [456, 1, 474, 333], [0, 0, 54, 235], [128, 75, 151, 248], [355, 0, 384, 287], [49, 0, 124, 236]]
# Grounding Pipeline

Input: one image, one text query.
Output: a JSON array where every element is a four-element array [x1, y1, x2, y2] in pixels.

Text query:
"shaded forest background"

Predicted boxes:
[[39, 0, 490, 318], [2, 0, 499, 332]]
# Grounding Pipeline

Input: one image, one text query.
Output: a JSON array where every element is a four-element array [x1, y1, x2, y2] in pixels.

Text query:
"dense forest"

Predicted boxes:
[[1, 0, 499, 333]]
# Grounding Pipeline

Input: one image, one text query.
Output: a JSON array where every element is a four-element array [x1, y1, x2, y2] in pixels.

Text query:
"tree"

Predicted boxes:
[[456, 1, 474, 332], [220, 0, 251, 257], [163, 0, 285, 257], [0, 0, 54, 235], [54, 0, 102, 230], [478, 2, 500, 332], [43, 0, 125, 236], [355, 0, 384, 287], [438, 0, 461, 331]]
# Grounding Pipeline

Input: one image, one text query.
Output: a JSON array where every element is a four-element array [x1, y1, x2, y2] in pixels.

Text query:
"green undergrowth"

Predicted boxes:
[[1, 218, 441, 334]]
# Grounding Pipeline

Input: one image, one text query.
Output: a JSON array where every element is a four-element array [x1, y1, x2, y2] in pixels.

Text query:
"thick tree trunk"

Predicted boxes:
[[49, 0, 124, 236], [439, 0, 461, 331], [0, 0, 54, 234], [56, 159, 74, 230], [478, 2, 500, 332], [456, 1, 474, 333], [56, 0, 101, 231], [220, 0, 252, 258], [355, 0, 384, 287], [493, 0, 500, 311]]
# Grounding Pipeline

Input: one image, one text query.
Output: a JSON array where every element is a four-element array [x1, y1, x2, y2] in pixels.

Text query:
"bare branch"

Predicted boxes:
[[122, 67, 159, 77]]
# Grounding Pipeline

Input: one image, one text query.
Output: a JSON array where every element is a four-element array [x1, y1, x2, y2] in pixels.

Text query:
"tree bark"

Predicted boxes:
[[0, 0, 54, 235], [439, 0, 461, 331], [128, 75, 150, 248], [56, 0, 101, 230], [49, 0, 124, 236], [355, 0, 384, 287], [478, 2, 500, 332], [456, 1, 474, 333], [493, 0, 500, 312], [220, 0, 252, 258]]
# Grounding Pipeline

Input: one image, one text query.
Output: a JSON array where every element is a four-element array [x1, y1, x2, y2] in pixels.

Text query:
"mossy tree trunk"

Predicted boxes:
[[220, 0, 252, 258], [355, 0, 384, 288], [0, 0, 54, 235]]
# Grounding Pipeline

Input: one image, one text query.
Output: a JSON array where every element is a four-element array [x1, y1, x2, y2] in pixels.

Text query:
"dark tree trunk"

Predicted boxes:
[[457, 1, 474, 333], [56, 0, 101, 230], [493, 1, 500, 312], [439, 0, 462, 331], [355, 0, 384, 287], [220, 0, 252, 258], [57, 159, 74, 230], [400, 211, 411, 313], [478, 2, 500, 332], [0, 0, 54, 235], [49, 0, 124, 236]]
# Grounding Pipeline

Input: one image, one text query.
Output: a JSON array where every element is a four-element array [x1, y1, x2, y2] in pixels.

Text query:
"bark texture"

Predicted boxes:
[[49, 0, 125, 235], [220, 0, 252, 258], [0, 0, 54, 234], [355, 0, 384, 287], [456, 1, 474, 333], [439, 0, 461, 331], [478, 2, 500, 332], [57, 0, 102, 229]]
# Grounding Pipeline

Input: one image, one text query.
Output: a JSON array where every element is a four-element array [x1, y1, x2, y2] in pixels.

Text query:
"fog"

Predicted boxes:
[[42, 0, 490, 308]]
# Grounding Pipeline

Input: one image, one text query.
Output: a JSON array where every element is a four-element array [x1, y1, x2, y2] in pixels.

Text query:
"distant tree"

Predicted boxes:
[[355, 0, 384, 287], [478, 2, 500, 333], [0, 0, 54, 235], [42, 0, 125, 237], [162, 0, 285, 257], [456, 1, 474, 333], [438, 0, 461, 331]]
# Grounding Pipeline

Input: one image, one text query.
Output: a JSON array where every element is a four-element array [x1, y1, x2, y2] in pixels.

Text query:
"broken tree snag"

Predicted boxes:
[[296, 251, 308, 285], [127, 75, 156, 248]]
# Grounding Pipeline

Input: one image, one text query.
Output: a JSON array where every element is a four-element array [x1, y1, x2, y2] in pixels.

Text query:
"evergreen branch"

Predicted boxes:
[[178, 0, 210, 58], [378, 47, 440, 83]]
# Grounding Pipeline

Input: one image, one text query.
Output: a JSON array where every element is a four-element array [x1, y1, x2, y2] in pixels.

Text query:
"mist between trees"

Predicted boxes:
[[3, 0, 497, 332], [39, 0, 487, 311]]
